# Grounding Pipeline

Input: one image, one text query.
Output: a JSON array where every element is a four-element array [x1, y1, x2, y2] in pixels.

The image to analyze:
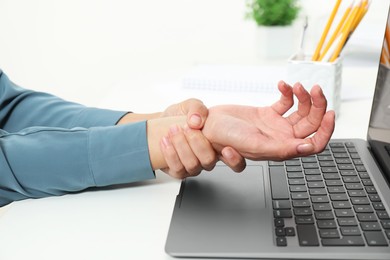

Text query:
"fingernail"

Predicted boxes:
[[189, 114, 202, 127], [169, 125, 180, 135], [162, 136, 171, 148], [297, 143, 314, 153], [222, 148, 234, 159]]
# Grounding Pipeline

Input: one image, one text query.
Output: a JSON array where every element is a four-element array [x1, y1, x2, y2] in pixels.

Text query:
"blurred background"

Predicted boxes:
[[0, 0, 388, 110]]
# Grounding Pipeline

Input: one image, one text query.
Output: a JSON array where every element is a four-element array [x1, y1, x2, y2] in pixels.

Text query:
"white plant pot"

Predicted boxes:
[[255, 25, 295, 60]]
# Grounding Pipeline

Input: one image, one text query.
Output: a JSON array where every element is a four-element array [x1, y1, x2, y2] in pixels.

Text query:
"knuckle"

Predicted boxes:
[[186, 159, 201, 174], [202, 154, 217, 170]]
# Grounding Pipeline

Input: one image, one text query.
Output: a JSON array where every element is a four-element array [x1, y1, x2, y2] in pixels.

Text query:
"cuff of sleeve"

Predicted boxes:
[[73, 108, 129, 128], [88, 121, 155, 186]]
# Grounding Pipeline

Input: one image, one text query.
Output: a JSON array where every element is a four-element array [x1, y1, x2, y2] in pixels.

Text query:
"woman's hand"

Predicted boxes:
[[202, 81, 335, 161], [155, 99, 246, 179]]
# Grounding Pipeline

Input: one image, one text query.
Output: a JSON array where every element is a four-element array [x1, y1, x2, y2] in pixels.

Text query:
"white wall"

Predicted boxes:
[[0, 0, 388, 107]]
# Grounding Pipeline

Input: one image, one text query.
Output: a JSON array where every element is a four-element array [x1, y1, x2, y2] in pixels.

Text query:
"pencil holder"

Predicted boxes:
[[287, 54, 342, 115]]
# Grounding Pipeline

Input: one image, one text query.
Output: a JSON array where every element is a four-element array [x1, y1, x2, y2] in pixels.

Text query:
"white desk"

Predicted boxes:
[[0, 60, 380, 260]]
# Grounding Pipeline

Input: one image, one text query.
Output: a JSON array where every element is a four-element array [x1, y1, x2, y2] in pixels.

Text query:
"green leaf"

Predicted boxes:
[[246, 0, 300, 26]]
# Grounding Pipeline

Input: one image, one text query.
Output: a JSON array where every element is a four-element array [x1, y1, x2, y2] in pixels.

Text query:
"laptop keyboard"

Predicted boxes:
[[269, 141, 390, 247]]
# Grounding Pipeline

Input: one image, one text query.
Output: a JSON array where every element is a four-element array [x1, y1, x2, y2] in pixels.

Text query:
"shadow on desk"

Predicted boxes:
[[82, 170, 177, 193]]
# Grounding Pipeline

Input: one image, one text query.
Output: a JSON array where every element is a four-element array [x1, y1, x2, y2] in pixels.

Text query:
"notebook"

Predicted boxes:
[[165, 6, 390, 260]]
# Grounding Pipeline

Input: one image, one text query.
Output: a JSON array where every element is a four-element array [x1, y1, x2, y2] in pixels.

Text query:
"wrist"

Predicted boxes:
[[117, 112, 162, 125]]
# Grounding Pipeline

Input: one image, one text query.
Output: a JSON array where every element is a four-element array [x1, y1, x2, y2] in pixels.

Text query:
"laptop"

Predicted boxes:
[[165, 7, 390, 260]]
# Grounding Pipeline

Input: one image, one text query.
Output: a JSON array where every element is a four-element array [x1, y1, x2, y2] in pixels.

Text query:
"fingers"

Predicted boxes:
[[160, 124, 217, 179], [284, 110, 335, 159], [303, 110, 336, 154], [256, 110, 335, 161], [182, 98, 208, 129], [287, 82, 312, 125], [219, 147, 246, 172], [292, 85, 328, 138], [182, 125, 218, 171], [271, 81, 294, 115], [160, 136, 188, 179]]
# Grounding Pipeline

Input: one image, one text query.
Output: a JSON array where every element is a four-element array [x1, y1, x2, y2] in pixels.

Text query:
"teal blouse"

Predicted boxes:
[[0, 70, 155, 206]]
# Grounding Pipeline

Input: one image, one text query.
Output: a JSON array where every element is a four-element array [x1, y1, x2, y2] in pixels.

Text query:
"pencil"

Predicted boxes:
[[386, 20, 390, 54], [381, 39, 390, 67], [312, 0, 342, 61], [318, 0, 354, 61], [322, 34, 343, 62], [352, 0, 369, 31], [350, 0, 368, 31], [329, 1, 362, 62]]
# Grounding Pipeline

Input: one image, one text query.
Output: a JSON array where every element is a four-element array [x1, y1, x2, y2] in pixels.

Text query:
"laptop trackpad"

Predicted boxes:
[[180, 165, 267, 211], [169, 165, 272, 254]]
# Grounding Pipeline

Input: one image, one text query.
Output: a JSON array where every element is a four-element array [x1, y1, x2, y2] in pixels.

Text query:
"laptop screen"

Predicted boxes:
[[367, 10, 390, 184]]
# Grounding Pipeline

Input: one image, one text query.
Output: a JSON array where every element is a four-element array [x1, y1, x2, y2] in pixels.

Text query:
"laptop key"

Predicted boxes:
[[372, 202, 385, 210], [357, 213, 377, 222], [332, 201, 352, 209], [328, 186, 346, 194], [340, 226, 361, 236], [276, 237, 287, 246], [274, 210, 292, 218], [285, 227, 296, 236], [381, 220, 390, 229], [294, 208, 313, 216], [274, 218, 284, 227], [351, 197, 370, 205], [313, 203, 332, 211], [269, 167, 289, 200], [376, 211, 389, 220], [334, 209, 355, 218], [317, 220, 337, 229], [361, 222, 382, 231], [315, 211, 334, 220], [362, 179, 373, 186], [273, 200, 291, 209], [297, 225, 319, 246], [363, 231, 388, 246], [289, 179, 305, 185], [275, 227, 286, 236], [295, 216, 315, 224], [329, 193, 349, 201], [353, 205, 374, 213], [369, 194, 381, 202], [338, 218, 358, 226], [319, 229, 340, 238], [291, 192, 309, 200], [293, 200, 311, 208], [345, 183, 363, 190], [269, 161, 284, 166], [322, 236, 365, 246]]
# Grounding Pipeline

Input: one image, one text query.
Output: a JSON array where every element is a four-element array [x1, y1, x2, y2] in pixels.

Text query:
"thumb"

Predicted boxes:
[[185, 99, 208, 129]]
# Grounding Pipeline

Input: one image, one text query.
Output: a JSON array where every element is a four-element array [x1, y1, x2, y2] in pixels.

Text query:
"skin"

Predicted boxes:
[[120, 81, 335, 180], [202, 81, 335, 160], [117, 98, 245, 178]]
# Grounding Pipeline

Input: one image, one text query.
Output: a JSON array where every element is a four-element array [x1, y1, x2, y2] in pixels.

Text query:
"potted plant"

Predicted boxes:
[[246, 0, 300, 59]]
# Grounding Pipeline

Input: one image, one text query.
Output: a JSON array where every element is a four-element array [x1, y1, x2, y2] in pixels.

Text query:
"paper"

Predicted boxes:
[[181, 64, 286, 93]]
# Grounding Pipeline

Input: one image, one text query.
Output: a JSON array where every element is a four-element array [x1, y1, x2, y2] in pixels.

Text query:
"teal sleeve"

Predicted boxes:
[[0, 70, 156, 206], [0, 121, 155, 206]]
